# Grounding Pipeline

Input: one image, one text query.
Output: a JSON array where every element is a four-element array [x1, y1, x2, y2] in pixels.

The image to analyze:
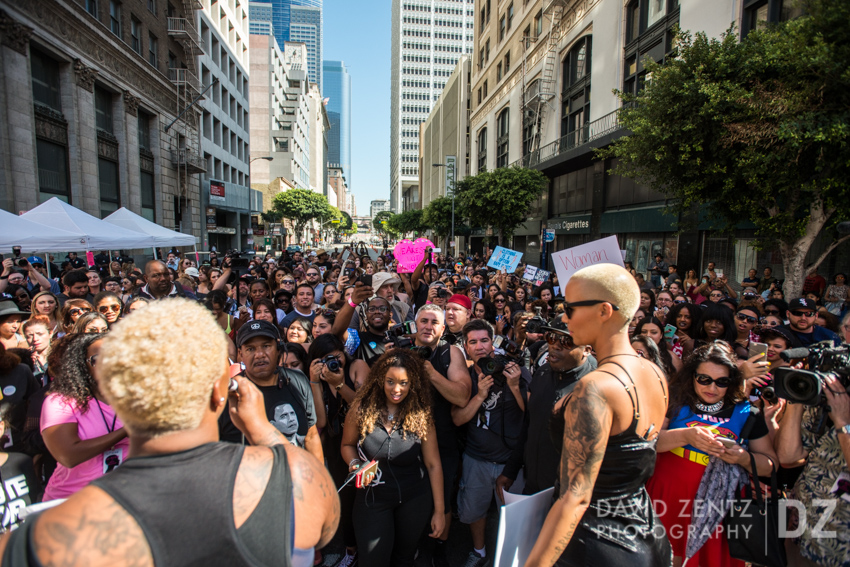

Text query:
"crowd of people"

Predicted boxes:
[[0, 243, 847, 567]]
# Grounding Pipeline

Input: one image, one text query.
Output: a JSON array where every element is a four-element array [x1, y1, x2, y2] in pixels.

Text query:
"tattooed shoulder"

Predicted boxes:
[[34, 487, 153, 567]]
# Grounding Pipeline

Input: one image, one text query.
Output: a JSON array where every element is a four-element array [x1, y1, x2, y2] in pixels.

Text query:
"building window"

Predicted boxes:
[[477, 87, 482, 105], [140, 171, 155, 221], [109, 1, 121, 37], [98, 158, 120, 217], [561, 36, 592, 142], [483, 80, 488, 98], [497, 62, 502, 81], [477, 127, 487, 172], [480, 7, 486, 31], [94, 86, 113, 134], [496, 108, 509, 168], [623, 2, 677, 97], [534, 10, 543, 38], [86, 0, 98, 18], [31, 49, 62, 111], [507, 3, 514, 29], [131, 17, 142, 54], [626, 0, 680, 42], [138, 112, 151, 150], [499, 15, 506, 41], [148, 0, 155, 14], [485, 39, 490, 62], [741, 0, 802, 37], [36, 139, 70, 203], [148, 34, 158, 68], [504, 51, 511, 73], [479, 47, 485, 69]]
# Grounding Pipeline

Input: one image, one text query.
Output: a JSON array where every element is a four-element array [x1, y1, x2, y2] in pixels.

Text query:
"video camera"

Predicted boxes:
[[774, 342, 850, 406], [525, 307, 548, 335], [387, 322, 432, 359]]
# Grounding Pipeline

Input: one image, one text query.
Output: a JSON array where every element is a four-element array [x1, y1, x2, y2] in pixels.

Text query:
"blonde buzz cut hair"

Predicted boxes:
[[570, 263, 640, 328], [98, 298, 228, 438]]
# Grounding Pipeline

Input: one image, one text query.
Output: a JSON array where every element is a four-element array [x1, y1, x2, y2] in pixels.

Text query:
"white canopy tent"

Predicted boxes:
[[21, 198, 154, 250], [104, 208, 195, 247], [0, 209, 86, 251]]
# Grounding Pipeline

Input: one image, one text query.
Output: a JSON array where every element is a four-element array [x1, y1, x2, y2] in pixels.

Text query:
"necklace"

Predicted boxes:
[[696, 400, 724, 413]]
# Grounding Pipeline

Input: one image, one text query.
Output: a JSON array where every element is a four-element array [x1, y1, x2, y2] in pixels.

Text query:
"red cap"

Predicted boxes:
[[448, 294, 472, 311]]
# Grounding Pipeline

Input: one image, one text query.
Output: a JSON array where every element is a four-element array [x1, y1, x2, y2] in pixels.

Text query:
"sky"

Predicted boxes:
[[323, 0, 391, 217]]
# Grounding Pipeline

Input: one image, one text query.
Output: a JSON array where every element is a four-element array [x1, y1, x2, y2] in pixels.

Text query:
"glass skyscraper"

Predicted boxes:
[[250, 0, 322, 89], [323, 60, 351, 192]]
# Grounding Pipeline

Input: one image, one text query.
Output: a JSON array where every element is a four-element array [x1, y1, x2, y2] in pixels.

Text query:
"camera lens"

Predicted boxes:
[[16, 259, 28, 267], [787, 373, 819, 401]]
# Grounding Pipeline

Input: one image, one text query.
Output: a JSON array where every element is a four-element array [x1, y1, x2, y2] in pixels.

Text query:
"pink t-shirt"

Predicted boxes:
[[40, 394, 130, 501]]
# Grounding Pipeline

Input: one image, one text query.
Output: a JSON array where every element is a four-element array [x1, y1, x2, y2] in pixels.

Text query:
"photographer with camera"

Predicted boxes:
[[0, 257, 60, 297], [497, 319, 595, 500], [451, 319, 529, 567], [413, 304, 472, 565], [775, 347, 850, 566], [405, 249, 442, 313]]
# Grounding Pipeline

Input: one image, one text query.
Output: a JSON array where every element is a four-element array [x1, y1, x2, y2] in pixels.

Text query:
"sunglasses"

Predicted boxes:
[[790, 310, 816, 318], [764, 309, 780, 315], [282, 279, 296, 284], [275, 297, 291, 303], [306, 273, 320, 277], [735, 313, 758, 324], [70, 308, 92, 316], [494, 298, 506, 303], [98, 304, 122, 313], [694, 373, 732, 388], [674, 299, 687, 304], [564, 300, 619, 319], [544, 331, 574, 348]]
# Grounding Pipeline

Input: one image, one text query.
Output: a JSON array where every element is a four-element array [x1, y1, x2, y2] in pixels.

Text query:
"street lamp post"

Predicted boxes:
[[249, 156, 274, 164], [432, 163, 455, 256]]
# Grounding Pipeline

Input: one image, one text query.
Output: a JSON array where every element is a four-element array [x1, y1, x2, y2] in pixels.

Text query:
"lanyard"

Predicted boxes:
[[94, 399, 118, 433]]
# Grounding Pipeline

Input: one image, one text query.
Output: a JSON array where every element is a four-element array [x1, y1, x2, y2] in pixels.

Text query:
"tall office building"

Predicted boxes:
[[250, 0, 322, 90], [323, 60, 351, 193], [390, 0, 475, 212]]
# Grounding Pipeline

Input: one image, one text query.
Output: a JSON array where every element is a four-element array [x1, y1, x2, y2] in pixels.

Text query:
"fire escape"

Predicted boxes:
[[167, 0, 206, 176], [520, 0, 566, 164]]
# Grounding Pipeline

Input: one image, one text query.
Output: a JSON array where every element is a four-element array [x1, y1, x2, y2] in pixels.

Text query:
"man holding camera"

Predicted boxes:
[[497, 320, 596, 499], [219, 320, 323, 463], [413, 304, 472, 566], [775, 372, 850, 567], [0, 257, 60, 296], [452, 319, 529, 567]]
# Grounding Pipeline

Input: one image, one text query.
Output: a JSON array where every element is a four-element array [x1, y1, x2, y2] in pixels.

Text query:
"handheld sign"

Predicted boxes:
[[532, 269, 550, 287], [551, 235, 625, 286], [393, 238, 436, 273], [487, 246, 523, 273], [522, 265, 538, 283]]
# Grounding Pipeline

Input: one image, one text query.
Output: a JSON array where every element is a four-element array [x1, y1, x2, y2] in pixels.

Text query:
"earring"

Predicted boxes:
[[219, 397, 226, 404]]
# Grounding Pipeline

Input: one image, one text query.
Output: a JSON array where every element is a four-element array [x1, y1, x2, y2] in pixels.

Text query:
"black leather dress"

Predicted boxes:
[[549, 360, 673, 567]]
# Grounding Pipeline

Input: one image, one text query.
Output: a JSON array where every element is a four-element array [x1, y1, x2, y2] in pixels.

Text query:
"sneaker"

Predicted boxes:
[[432, 541, 450, 567], [462, 551, 487, 567], [335, 551, 358, 567]]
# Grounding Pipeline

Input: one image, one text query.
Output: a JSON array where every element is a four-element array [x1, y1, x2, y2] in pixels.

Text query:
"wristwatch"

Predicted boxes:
[[839, 424, 850, 436], [335, 382, 344, 392]]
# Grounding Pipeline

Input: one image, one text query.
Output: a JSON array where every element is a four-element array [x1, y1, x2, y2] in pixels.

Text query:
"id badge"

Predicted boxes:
[[103, 448, 123, 474]]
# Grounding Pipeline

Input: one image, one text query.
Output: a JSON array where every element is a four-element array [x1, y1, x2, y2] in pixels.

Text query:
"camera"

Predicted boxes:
[[16, 259, 28, 268], [390, 335, 432, 359], [525, 307, 548, 335], [320, 355, 342, 373], [774, 342, 850, 406], [388, 321, 417, 338], [493, 335, 522, 360], [436, 288, 450, 299], [477, 355, 514, 387]]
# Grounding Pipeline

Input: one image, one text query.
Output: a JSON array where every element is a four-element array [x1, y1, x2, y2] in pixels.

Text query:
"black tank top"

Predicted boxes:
[[551, 358, 667, 500], [91, 442, 294, 567]]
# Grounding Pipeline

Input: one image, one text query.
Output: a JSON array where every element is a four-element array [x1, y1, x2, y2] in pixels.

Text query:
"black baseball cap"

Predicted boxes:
[[788, 298, 816, 312], [236, 320, 280, 347]]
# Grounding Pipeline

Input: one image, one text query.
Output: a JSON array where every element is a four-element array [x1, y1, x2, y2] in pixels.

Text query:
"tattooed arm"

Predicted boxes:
[[525, 378, 612, 567]]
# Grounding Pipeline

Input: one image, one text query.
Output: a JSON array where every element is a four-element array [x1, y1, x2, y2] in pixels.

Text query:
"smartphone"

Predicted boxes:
[[360, 274, 373, 288], [355, 460, 379, 488], [345, 267, 357, 281], [663, 324, 678, 345], [748, 342, 769, 359], [716, 437, 738, 448]]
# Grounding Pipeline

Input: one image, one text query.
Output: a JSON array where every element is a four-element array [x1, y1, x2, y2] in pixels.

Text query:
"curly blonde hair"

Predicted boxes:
[[97, 298, 228, 437], [354, 350, 433, 441]]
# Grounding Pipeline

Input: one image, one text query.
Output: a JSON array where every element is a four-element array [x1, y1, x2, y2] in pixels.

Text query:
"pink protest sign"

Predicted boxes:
[[85, 251, 95, 268], [393, 238, 436, 273]]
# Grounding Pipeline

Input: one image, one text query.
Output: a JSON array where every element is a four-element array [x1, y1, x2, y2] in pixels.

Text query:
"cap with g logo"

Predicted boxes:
[[236, 319, 281, 347]]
